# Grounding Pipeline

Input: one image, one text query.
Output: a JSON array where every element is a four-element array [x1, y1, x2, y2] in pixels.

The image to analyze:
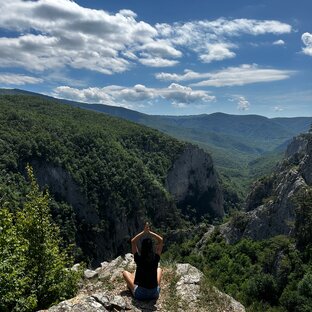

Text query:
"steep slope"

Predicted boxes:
[[0, 94, 223, 266], [221, 132, 312, 243]]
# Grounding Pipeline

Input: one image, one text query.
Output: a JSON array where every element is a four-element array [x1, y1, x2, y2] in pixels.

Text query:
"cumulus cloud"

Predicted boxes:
[[0, 0, 180, 73], [0, 73, 43, 85], [53, 83, 215, 108], [301, 32, 312, 56], [234, 96, 250, 111], [0, 0, 293, 76], [156, 64, 293, 87], [162, 83, 215, 106], [273, 39, 285, 45], [198, 43, 236, 63]]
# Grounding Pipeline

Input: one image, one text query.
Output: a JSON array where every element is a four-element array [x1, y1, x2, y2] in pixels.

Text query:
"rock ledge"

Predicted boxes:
[[39, 254, 245, 312]]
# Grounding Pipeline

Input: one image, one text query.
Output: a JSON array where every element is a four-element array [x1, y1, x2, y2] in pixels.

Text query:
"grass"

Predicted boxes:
[[162, 264, 180, 312]]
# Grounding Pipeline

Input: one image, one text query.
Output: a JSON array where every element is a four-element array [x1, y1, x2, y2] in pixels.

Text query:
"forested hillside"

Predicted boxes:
[[0, 94, 224, 266], [0, 95, 188, 262]]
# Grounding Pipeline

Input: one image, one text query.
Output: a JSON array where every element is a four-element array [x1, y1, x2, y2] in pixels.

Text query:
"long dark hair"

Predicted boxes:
[[141, 238, 154, 262]]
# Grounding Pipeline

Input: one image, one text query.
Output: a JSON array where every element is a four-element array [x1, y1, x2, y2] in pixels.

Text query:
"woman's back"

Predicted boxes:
[[134, 252, 160, 289], [122, 223, 163, 300]]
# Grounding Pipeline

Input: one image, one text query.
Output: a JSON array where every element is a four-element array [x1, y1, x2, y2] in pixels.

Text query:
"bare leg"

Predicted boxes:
[[157, 267, 162, 286], [122, 270, 135, 292]]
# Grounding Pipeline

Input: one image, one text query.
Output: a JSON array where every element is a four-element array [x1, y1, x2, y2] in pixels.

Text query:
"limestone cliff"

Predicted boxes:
[[39, 254, 245, 312], [221, 133, 311, 243], [166, 144, 224, 219], [30, 144, 223, 265]]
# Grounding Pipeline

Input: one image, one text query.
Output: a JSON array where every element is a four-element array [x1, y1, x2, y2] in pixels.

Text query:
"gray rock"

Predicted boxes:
[[222, 133, 311, 242], [110, 295, 128, 310], [40, 254, 245, 312], [84, 269, 99, 279], [176, 263, 203, 308], [175, 263, 245, 312], [166, 144, 224, 218], [71, 263, 81, 272], [44, 295, 108, 312]]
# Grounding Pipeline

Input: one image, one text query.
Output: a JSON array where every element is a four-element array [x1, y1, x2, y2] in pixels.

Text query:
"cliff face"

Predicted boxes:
[[39, 253, 245, 312], [221, 133, 311, 243], [30, 159, 175, 266], [30, 144, 223, 265], [166, 144, 224, 219]]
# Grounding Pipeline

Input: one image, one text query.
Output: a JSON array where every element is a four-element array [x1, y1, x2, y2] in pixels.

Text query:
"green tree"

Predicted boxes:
[[0, 165, 80, 311], [294, 188, 312, 254]]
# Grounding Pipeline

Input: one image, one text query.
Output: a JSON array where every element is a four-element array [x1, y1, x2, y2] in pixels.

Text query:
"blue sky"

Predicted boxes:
[[0, 0, 311, 117]]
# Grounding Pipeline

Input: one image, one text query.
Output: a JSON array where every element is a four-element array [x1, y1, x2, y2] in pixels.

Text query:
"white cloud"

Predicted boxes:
[[0, 73, 43, 85], [139, 56, 179, 67], [195, 18, 291, 36], [156, 69, 207, 81], [162, 83, 215, 106], [156, 18, 291, 63], [198, 43, 236, 63], [157, 64, 293, 87], [140, 40, 182, 58], [273, 106, 284, 111], [0, 1, 293, 76], [232, 96, 250, 111], [301, 32, 312, 56], [0, 0, 178, 73], [53, 83, 215, 108], [273, 39, 285, 45]]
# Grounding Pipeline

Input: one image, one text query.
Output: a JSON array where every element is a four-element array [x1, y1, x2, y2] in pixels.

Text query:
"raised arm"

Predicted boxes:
[[149, 230, 164, 256], [131, 223, 149, 254]]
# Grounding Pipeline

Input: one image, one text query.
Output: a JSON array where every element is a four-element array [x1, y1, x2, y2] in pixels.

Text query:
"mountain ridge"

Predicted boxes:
[[2, 88, 311, 202]]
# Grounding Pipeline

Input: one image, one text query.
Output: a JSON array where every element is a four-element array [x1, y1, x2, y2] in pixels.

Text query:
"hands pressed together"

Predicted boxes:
[[144, 222, 151, 233], [131, 222, 164, 256]]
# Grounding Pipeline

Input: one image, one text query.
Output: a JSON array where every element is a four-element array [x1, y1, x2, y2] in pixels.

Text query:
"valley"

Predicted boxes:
[[0, 92, 311, 312]]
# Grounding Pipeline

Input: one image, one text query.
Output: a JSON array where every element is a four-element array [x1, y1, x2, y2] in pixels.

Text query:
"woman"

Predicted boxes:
[[123, 222, 163, 300]]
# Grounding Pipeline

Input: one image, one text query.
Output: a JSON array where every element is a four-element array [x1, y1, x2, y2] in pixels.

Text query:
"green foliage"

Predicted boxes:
[[164, 232, 312, 312], [0, 165, 80, 312], [294, 188, 312, 253], [0, 94, 187, 263]]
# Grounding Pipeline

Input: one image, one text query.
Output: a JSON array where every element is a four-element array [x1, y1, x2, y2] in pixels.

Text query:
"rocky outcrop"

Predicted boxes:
[[221, 133, 311, 243], [39, 254, 245, 312], [166, 144, 224, 219]]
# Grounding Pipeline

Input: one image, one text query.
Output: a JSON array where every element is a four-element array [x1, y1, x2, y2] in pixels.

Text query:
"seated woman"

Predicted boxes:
[[123, 222, 163, 300]]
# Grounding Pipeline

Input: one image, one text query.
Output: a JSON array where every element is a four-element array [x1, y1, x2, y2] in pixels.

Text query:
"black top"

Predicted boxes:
[[134, 252, 160, 289]]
